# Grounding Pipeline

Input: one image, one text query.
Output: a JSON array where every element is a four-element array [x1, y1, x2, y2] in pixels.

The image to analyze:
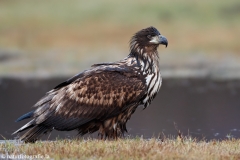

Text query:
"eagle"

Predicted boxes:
[[13, 26, 168, 142]]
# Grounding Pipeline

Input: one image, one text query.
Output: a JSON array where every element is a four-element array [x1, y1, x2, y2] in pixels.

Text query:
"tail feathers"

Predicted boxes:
[[12, 119, 35, 135], [15, 110, 34, 122], [19, 125, 51, 143]]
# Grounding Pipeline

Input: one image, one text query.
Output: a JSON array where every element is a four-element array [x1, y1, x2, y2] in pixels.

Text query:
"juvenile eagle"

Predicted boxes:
[[13, 26, 168, 142]]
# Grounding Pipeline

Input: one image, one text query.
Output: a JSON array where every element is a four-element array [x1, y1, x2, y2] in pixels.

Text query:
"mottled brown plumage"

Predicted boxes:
[[13, 26, 168, 142]]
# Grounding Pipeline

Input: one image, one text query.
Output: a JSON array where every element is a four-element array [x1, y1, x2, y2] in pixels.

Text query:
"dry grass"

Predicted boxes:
[[1, 137, 240, 159]]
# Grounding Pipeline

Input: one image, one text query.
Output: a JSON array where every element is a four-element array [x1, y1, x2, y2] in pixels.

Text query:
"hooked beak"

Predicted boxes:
[[159, 35, 168, 48]]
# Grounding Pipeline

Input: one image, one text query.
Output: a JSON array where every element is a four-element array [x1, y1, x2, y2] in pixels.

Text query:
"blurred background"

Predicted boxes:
[[0, 0, 240, 140]]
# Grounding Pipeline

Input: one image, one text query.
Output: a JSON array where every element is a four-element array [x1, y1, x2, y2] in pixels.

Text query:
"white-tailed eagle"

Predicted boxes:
[[13, 26, 168, 142]]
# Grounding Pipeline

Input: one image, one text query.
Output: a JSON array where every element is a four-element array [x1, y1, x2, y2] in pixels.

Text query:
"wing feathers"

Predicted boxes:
[[14, 68, 146, 137], [34, 93, 55, 107]]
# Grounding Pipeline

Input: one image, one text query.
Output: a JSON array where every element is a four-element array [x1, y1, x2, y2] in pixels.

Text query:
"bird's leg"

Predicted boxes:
[[104, 133, 108, 140], [114, 129, 118, 140], [98, 124, 105, 140], [115, 125, 122, 140], [98, 132, 104, 140]]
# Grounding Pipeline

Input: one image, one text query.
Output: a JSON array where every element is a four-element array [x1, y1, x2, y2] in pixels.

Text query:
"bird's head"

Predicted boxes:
[[130, 26, 168, 53]]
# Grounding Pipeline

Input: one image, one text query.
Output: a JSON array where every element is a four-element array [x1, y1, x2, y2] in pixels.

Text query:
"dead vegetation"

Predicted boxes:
[[1, 136, 240, 160]]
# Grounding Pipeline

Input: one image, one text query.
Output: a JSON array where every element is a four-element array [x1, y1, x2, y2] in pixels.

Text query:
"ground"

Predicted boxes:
[[1, 137, 240, 160]]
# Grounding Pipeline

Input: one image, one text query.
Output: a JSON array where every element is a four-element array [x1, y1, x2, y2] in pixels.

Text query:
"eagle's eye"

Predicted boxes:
[[147, 35, 152, 39]]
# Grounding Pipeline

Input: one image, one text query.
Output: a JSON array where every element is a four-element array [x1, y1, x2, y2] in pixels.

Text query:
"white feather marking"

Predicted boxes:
[[143, 96, 149, 103], [56, 103, 62, 112], [157, 73, 162, 92], [143, 72, 162, 104], [145, 74, 154, 86], [149, 36, 159, 44], [113, 123, 117, 130], [152, 78, 160, 95], [145, 62, 149, 70], [149, 73, 158, 91], [143, 74, 154, 103], [12, 119, 35, 134]]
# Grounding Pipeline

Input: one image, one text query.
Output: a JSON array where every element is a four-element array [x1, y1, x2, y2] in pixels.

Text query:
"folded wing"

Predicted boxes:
[[13, 68, 146, 142]]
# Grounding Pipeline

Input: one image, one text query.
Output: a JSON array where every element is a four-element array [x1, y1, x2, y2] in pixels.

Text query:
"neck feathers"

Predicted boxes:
[[129, 40, 159, 74]]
